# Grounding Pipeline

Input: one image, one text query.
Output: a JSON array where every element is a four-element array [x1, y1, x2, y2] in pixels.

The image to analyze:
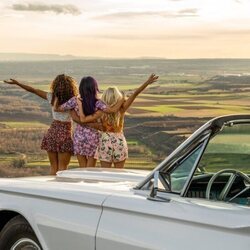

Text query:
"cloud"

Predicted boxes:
[[87, 27, 250, 41], [11, 3, 81, 15], [213, 29, 250, 36], [90, 33, 205, 40], [178, 8, 198, 14], [94, 9, 199, 20]]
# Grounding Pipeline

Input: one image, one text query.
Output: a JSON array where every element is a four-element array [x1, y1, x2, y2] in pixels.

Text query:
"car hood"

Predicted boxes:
[[0, 168, 149, 206], [56, 167, 148, 183]]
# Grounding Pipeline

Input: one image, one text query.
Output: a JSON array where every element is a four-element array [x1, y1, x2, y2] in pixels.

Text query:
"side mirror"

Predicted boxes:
[[147, 171, 170, 202], [149, 170, 159, 198]]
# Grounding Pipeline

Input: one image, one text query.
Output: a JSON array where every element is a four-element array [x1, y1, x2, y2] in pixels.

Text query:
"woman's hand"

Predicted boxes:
[[145, 73, 159, 85], [120, 73, 159, 113], [77, 96, 82, 108], [3, 78, 47, 99], [4, 79, 19, 85], [70, 110, 80, 123]]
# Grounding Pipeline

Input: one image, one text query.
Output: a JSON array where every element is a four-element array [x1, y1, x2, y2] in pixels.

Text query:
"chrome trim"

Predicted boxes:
[[219, 174, 237, 200], [180, 137, 209, 197], [11, 238, 41, 250], [148, 171, 159, 198], [205, 169, 250, 200]]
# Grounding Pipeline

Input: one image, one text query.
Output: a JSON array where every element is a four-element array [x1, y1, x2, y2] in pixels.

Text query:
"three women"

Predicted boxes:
[[4, 73, 158, 173]]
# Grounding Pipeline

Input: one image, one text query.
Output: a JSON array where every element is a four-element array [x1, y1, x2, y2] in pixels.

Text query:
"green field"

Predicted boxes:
[[1, 121, 48, 129]]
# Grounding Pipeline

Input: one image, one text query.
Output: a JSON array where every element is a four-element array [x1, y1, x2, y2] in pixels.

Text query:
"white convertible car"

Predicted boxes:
[[0, 114, 250, 250]]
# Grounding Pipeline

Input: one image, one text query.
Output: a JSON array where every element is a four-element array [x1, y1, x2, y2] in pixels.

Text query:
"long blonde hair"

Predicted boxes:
[[101, 86, 123, 127]]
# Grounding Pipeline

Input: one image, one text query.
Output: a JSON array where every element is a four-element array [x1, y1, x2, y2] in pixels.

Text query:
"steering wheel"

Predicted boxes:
[[205, 169, 250, 201]]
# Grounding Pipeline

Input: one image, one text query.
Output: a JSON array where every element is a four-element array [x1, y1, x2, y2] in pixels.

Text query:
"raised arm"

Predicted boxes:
[[104, 97, 125, 113], [121, 74, 158, 112], [3, 79, 47, 100]]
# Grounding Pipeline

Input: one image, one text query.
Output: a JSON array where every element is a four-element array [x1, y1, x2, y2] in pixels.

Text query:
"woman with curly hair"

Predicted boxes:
[[4, 74, 78, 174]]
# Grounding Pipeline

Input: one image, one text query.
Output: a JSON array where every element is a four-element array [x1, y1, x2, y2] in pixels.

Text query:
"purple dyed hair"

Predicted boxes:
[[79, 76, 100, 115]]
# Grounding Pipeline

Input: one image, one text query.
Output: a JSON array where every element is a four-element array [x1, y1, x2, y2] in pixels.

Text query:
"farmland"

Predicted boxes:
[[1, 58, 250, 176]]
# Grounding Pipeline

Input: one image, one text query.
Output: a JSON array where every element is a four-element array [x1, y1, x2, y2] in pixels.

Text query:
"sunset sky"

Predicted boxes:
[[1, 0, 250, 58]]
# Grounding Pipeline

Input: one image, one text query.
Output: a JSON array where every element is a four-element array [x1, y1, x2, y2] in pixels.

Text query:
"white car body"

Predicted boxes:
[[0, 115, 250, 250]]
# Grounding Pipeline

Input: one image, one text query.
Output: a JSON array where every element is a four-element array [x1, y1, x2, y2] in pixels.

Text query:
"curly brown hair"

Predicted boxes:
[[50, 74, 78, 106]]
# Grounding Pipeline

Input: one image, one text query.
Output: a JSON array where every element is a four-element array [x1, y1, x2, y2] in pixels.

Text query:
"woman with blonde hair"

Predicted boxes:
[[78, 73, 158, 168], [4, 74, 78, 174], [96, 86, 127, 168]]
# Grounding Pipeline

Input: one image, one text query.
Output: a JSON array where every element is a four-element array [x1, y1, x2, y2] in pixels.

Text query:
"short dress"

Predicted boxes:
[[61, 97, 107, 157], [95, 112, 128, 163], [41, 92, 74, 153]]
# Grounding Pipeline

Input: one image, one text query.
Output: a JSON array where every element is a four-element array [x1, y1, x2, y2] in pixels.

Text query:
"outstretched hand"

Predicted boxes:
[[145, 74, 159, 85], [3, 79, 19, 85]]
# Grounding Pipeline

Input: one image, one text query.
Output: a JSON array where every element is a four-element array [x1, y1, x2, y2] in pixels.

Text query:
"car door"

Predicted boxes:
[[96, 190, 250, 250]]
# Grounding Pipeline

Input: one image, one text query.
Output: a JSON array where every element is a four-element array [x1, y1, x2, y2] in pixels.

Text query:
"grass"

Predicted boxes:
[[0, 121, 48, 129], [0, 154, 18, 163], [100, 84, 139, 91], [141, 92, 243, 99], [135, 105, 183, 114], [2, 151, 155, 171], [127, 140, 139, 145], [32, 84, 49, 91], [26, 159, 155, 170], [200, 153, 250, 174]]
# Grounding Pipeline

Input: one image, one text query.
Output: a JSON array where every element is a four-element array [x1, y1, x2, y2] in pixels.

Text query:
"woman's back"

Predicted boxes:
[[101, 112, 124, 133], [47, 92, 71, 122], [101, 86, 124, 133]]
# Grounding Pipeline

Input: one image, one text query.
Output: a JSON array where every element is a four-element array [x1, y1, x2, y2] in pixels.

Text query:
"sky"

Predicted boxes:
[[0, 0, 250, 58]]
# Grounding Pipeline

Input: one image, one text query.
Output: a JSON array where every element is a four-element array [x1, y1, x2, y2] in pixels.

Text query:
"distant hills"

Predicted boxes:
[[1, 56, 250, 82], [0, 53, 165, 62], [1, 53, 250, 62], [0, 53, 79, 61]]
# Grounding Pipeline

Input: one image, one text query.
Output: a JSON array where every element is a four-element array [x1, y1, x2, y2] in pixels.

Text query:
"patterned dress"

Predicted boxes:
[[94, 112, 128, 163], [61, 97, 107, 157], [41, 92, 73, 153]]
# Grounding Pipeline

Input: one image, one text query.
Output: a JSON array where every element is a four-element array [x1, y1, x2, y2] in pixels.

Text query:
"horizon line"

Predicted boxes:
[[1, 53, 250, 61]]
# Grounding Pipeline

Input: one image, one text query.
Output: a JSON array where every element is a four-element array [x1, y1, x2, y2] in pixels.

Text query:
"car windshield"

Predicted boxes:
[[167, 123, 250, 205], [170, 144, 204, 193], [196, 123, 250, 175], [184, 122, 250, 205]]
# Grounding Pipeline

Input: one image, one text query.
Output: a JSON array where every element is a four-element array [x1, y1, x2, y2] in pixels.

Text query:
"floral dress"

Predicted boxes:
[[41, 92, 73, 153], [61, 97, 107, 157], [94, 112, 128, 163]]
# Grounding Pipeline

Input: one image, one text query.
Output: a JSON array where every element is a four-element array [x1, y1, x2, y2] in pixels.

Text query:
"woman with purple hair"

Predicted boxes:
[[56, 76, 123, 167]]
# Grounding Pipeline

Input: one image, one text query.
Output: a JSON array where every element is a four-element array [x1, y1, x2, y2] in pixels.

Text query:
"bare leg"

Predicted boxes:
[[87, 157, 97, 168], [58, 152, 71, 171], [100, 161, 112, 168], [47, 151, 58, 175], [77, 155, 87, 168], [114, 159, 126, 168]]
